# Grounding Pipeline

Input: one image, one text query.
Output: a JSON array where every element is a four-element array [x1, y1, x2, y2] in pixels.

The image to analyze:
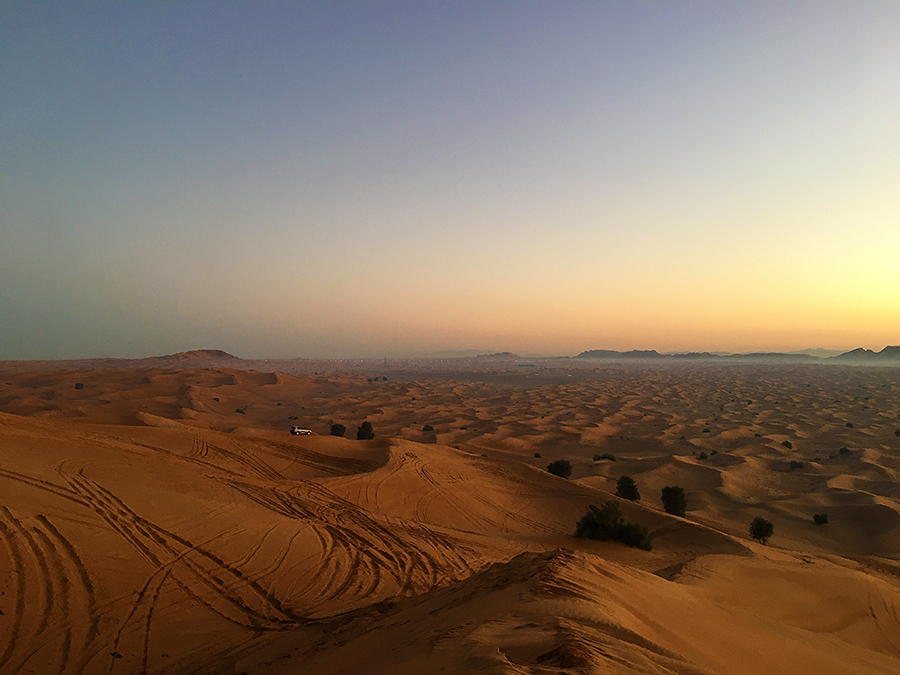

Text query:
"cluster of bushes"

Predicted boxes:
[[575, 500, 652, 550], [546, 459, 572, 479], [593, 453, 616, 461], [326, 422, 374, 439]]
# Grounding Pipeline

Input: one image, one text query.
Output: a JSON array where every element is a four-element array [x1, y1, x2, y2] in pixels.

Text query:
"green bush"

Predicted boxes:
[[839, 447, 850, 455], [895, 429, 900, 437], [534, 452, 542, 458], [749, 516, 774, 545], [575, 500, 652, 550], [697, 451, 708, 460], [789, 460, 804, 470], [661, 485, 687, 517], [330, 423, 346, 437], [813, 513, 829, 525], [781, 440, 792, 449], [615, 475, 640, 501], [356, 421, 375, 440], [422, 424, 434, 432], [594, 453, 616, 461], [845, 422, 854, 428], [547, 460, 572, 479]]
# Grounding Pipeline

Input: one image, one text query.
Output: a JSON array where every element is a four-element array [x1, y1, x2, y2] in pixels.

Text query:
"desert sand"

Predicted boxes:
[[1, 355, 900, 673]]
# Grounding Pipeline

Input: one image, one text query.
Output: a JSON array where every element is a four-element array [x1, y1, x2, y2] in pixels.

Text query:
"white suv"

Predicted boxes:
[[290, 426, 312, 435]]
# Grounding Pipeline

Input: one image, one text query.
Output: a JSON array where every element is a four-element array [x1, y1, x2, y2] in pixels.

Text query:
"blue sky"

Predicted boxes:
[[2, 1, 899, 359]]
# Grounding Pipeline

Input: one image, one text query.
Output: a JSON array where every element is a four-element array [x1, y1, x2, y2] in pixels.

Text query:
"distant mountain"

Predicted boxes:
[[789, 348, 846, 358], [141, 350, 241, 367], [575, 350, 663, 359], [475, 351, 520, 359], [574, 349, 821, 363], [830, 346, 900, 363]]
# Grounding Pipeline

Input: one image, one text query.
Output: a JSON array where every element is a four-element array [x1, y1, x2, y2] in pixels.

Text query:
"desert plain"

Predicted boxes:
[[1, 352, 900, 674]]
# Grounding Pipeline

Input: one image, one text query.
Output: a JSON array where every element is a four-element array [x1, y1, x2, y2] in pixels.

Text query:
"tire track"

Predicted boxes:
[[0, 468, 85, 505], [60, 470, 304, 631], [0, 509, 27, 670]]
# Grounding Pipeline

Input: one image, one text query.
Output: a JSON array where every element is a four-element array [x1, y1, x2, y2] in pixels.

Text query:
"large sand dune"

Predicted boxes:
[[1, 362, 899, 673]]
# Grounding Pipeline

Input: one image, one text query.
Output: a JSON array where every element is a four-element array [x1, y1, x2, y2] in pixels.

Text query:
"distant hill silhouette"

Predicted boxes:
[[476, 351, 520, 359], [575, 349, 663, 359], [830, 346, 900, 363]]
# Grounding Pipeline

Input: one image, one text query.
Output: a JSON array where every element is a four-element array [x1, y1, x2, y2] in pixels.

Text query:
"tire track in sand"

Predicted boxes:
[[60, 470, 303, 631]]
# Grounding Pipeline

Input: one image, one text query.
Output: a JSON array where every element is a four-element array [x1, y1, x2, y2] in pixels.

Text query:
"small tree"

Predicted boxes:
[[615, 475, 640, 501], [661, 485, 687, 517], [813, 513, 829, 525], [749, 516, 774, 544], [575, 500, 652, 550], [330, 423, 346, 437], [422, 424, 434, 432], [594, 453, 616, 461], [356, 421, 375, 440], [789, 460, 804, 470], [547, 459, 572, 479]]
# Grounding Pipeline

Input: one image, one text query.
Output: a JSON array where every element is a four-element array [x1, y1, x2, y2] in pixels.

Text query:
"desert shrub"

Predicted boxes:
[[276, 402, 282, 406], [749, 516, 774, 545], [213, 397, 219, 402], [422, 424, 434, 432], [839, 447, 850, 455], [534, 452, 542, 458], [781, 440, 792, 449], [813, 513, 829, 525], [895, 429, 900, 437], [615, 475, 640, 501], [789, 460, 804, 470], [356, 421, 375, 440], [235, 408, 245, 415], [697, 451, 708, 460], [845, 422, 854, 428], [594, 453, 616, 461], [74, 382, 84, 390], [575, 500, 652, 550], [547, 460, 572, 479], [330, 423, 346, 437], [702, 428, 710, 433], [754, 432, 761, 437], [661, 485, 687, 517]]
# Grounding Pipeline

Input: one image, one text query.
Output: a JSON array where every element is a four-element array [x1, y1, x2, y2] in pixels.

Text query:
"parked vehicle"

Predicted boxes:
[[290, 426, 312, 435]]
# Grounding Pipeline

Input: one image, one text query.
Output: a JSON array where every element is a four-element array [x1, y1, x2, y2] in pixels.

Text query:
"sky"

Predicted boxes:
[[2, 1, 899, 359]]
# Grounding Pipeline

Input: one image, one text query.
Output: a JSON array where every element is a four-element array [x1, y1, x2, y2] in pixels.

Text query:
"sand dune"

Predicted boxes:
[[1, 361, 899, 673]]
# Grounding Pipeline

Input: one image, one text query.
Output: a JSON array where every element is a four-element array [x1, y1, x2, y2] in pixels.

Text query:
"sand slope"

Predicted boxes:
[[1, 363, 899, 673]]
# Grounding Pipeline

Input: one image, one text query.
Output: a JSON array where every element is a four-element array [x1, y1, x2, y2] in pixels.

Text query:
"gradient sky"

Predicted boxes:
[[2, 1, 899, 359]]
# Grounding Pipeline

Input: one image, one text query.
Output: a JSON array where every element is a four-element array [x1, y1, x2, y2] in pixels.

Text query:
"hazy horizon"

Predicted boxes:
[[3, 2, 898, 360]]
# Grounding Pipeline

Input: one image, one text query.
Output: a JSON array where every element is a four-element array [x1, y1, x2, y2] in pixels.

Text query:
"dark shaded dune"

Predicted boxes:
[[240, 548, 900, 675]]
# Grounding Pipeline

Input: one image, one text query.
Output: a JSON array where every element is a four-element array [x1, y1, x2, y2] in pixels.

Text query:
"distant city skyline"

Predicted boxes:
[[3, 2, 898, 360]]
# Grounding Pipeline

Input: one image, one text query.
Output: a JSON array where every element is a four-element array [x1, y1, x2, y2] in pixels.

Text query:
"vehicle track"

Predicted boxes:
[[0, 508, 100, 675], [60, 470, 304, 632]]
